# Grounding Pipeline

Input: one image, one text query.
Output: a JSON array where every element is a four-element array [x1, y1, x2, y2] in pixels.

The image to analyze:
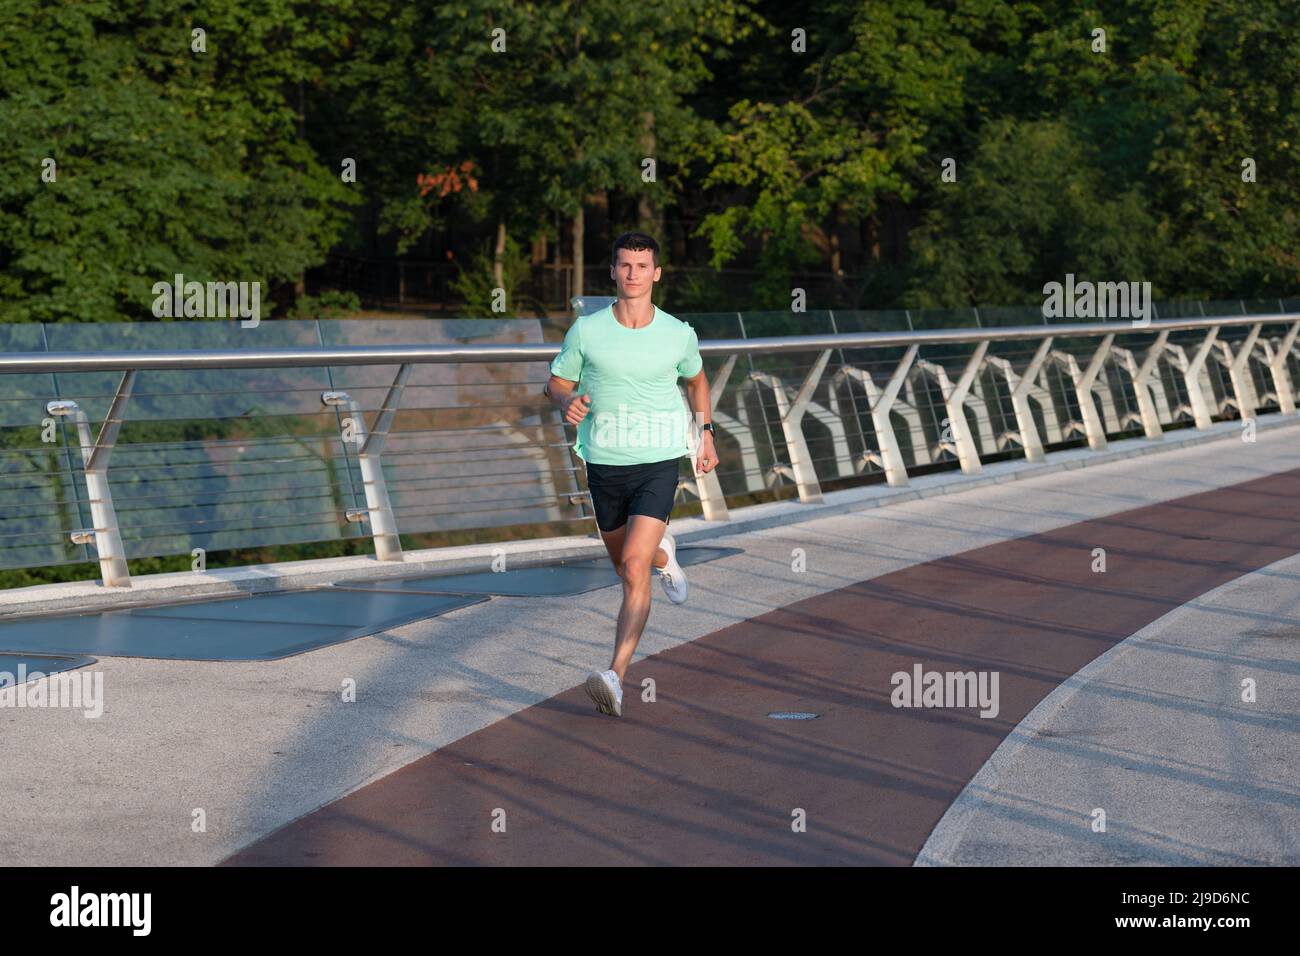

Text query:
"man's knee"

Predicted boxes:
[[618, 555, 653, 581]]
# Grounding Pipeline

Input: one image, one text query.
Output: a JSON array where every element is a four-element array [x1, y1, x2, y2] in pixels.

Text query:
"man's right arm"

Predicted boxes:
[[547, 319, 586, 418], [546, 375, 593, 426], [545, 374, 577, 409]]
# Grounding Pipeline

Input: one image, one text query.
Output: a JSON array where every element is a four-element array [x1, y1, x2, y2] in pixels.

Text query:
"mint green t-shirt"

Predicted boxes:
[[549, 304, 704, 465]]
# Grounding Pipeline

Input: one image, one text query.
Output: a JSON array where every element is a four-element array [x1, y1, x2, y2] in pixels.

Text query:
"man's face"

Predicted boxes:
[[610, 248, 661, 297]]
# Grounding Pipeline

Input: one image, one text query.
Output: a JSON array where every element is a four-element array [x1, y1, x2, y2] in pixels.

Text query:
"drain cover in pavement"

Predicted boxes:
[[0, 589, 488, 662], [0, 547, 742, 662], [0, 653, 98, 686]]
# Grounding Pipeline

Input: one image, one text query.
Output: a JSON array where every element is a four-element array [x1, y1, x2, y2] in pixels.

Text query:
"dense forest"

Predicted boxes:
[[1, 0, 1296, 320]]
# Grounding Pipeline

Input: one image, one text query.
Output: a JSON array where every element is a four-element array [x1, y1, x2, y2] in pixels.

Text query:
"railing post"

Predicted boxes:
[[1132, 330, 1170, 439], [1010, 336, 1053, 462], [46, 371, 135, 588], [751, 349, 831, 504], [1184, 327, 1220, 430], [783, 348, 831, 503], [1076, 334, 1114, 450], [945, 341, 988, 474], [1268, 320, 1300, 415], [871, 345, 918, 486], [1227, 323, 1263, 421], [322, 363, 409, 562]]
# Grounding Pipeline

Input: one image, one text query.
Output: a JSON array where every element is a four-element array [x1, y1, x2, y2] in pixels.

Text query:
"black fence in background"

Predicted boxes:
[[310, 254, 874, 316]]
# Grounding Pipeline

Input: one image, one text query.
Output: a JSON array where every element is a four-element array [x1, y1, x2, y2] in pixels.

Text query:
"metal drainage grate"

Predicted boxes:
[[767, 711, 821, 720]]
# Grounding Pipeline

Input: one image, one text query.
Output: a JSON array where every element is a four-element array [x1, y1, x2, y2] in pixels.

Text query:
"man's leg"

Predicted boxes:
[[607, 513, 668, 682], [598, 521, 668, 574]]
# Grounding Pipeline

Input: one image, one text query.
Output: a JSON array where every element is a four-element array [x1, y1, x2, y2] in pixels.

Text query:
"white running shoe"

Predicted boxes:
[[656, 530, 688, 605], [584, 669, 623, 717]]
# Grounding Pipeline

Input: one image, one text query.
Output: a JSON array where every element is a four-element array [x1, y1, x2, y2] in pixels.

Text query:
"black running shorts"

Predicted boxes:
[[584, 456, 681, 533]]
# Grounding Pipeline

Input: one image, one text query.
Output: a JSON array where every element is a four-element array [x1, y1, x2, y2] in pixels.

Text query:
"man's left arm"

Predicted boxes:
[[684, 368, 717, 475]]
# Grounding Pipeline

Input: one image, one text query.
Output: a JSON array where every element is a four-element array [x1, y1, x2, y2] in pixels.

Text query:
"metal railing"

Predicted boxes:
[[1, 306, 1298, 588]]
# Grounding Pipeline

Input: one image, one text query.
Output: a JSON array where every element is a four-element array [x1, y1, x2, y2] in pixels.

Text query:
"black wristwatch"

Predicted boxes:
[[700, 422, 716, 438]]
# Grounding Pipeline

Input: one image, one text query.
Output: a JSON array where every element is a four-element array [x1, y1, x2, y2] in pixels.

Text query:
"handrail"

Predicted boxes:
[[0, 314, 1290, 374]]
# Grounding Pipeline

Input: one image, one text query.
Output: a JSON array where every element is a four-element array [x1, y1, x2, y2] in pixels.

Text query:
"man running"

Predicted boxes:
[[545, 232, 718, 718]]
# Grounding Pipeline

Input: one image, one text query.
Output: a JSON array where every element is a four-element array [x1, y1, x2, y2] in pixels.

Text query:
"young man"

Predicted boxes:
[[545, 232, 718, 717]]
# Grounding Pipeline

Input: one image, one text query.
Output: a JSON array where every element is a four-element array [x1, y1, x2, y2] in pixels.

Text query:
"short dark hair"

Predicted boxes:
[[611, 232, 660, 267]]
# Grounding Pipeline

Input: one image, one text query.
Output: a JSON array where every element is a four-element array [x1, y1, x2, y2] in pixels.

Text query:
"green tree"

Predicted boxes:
[[0, 0, 360, 322], [903, 117, 1158, 307], [327, 0, 754, 302]]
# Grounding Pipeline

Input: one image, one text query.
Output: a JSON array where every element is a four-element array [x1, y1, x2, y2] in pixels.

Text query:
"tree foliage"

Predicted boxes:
[[0, 0, 360, 322], [1, 0, 1296, 320]]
